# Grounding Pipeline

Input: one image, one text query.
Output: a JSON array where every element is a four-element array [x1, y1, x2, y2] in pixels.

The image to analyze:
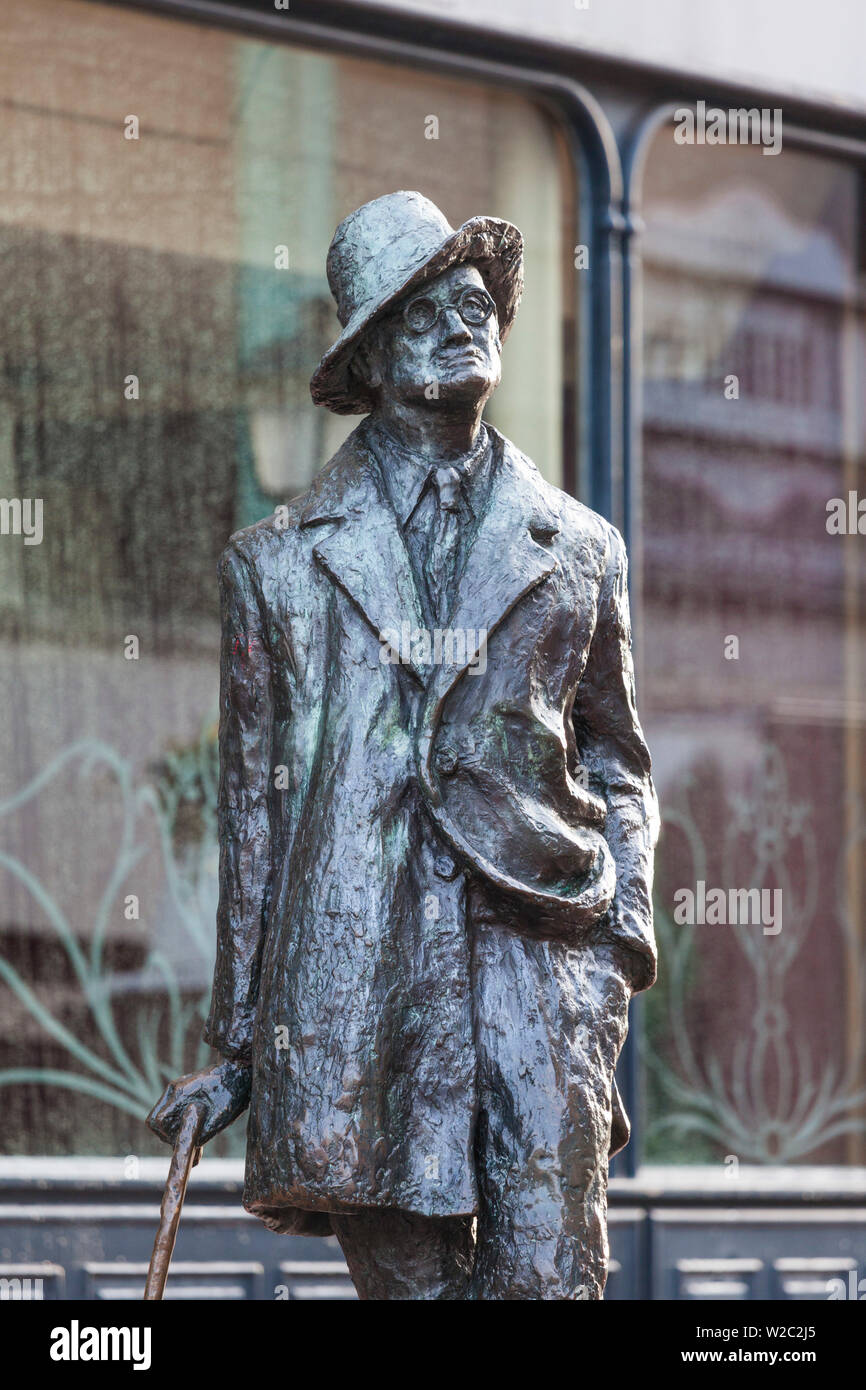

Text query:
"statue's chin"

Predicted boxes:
[[385, 364, 499, 413], [431, 369, 498, 408]]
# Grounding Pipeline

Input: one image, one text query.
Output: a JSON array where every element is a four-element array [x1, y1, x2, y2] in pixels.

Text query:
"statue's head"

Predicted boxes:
[[310, 191, 523, 417]]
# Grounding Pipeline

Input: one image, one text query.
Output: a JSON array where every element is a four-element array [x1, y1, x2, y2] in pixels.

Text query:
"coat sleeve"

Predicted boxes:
[[573, 525, 660, 992], [203, 540, 274, 1061]]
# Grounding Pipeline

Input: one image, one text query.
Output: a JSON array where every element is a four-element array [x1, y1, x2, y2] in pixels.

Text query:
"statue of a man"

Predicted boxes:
[[149, 191, 659, 1300]]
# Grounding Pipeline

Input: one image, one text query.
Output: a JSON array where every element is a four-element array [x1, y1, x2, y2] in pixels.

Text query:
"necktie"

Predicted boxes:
[[426, 465, 462, 624]]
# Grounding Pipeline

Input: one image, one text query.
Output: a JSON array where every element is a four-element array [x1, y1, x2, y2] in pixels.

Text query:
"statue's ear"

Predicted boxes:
[[350, 332, 383, 392]]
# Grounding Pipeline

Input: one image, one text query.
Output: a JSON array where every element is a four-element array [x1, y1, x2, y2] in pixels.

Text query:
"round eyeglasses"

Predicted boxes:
[[402, 286, 496, 335]]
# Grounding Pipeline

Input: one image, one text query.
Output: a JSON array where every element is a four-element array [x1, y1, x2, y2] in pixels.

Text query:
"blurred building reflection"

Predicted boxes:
[[640, 137, 866, 1164]]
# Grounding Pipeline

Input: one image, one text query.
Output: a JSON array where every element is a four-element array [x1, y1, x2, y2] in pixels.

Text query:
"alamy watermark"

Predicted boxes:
[[379, 623, 488, 675], [0, 1275, 43, 1300], [673, 880, 782, 936], [827, 1269, 866, 1299], [826, 492, 866, 534], [674, 101, 783, 156], [49, 1322, 151, 1370], [0, 498, 42, 545]]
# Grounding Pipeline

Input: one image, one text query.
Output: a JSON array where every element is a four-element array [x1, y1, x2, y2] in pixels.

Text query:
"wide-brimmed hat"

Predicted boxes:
[[310, 190, 524, 415]]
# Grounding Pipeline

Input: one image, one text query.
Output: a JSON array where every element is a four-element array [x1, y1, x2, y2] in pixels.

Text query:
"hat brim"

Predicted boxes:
[[309, 215, 523, 415]]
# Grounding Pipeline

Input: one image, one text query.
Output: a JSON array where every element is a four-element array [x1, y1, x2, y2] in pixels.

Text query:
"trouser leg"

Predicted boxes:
[[330, 1209, 474, 1300], [469, 919, 633, 1301]]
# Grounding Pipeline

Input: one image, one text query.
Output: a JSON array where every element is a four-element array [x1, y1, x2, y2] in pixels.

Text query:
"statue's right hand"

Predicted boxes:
[[146, 1058, 252, 1147]]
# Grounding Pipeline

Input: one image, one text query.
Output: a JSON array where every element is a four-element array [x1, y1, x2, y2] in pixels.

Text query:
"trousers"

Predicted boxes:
[[330, 919, 633, 1300]]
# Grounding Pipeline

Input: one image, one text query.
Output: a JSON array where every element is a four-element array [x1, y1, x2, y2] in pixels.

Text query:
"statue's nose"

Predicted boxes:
[[439, 306, 472, 344]]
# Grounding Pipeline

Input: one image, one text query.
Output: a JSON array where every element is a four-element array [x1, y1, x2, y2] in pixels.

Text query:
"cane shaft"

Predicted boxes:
[[144, 1104, 204, 1301]]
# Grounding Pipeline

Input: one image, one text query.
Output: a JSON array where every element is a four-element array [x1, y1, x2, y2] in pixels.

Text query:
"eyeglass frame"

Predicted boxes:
[[399, 285, 497, 336]]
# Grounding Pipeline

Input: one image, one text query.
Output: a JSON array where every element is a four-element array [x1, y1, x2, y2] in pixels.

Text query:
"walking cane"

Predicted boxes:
[[144, 1102, 205, 1300]]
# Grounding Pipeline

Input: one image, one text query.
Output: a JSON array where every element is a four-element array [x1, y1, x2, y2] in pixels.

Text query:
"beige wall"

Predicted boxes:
[[341, 0, 866, 115]]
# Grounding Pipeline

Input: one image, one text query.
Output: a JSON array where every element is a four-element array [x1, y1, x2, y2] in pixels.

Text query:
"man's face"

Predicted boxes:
[[360, 263, 502, 411]]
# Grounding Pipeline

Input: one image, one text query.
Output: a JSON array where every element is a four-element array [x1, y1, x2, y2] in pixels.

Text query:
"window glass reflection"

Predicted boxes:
[[0, 0, 574, 1155], [640, 135, 866, 1164]]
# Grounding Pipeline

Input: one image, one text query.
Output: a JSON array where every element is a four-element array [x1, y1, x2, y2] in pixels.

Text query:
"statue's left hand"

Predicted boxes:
[[146, 1058, 252, 1147]]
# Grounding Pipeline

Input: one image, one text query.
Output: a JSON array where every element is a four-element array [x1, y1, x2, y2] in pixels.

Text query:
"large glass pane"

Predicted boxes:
[[640, 132, 866, 1164], [0, 0, 575, 1154]]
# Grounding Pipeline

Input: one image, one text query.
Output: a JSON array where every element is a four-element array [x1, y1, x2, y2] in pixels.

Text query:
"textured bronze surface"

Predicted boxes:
[[147, 191, 659, 1299], [143, 1102, 203, 1300]]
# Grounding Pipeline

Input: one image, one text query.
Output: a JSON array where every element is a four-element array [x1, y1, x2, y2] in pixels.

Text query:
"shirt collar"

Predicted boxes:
[[365, 419, 491, 528]]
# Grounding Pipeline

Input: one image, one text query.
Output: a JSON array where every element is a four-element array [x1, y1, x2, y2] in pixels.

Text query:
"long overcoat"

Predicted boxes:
[[203, 421, 659, 1234]]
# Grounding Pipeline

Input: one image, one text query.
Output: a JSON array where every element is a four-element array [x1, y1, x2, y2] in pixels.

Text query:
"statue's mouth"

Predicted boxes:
[[436, 347, 484, 364]]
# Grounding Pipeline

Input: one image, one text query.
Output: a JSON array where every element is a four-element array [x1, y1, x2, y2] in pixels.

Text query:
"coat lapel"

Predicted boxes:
[[429, 433, 560, 705], [299, 430, 429, 681]]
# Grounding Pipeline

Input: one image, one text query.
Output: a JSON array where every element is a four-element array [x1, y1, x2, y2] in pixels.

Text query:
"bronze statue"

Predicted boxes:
[[147, 191, 659, 1300]]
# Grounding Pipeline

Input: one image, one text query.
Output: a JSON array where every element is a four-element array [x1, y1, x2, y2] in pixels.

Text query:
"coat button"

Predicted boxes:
[[434, 746, 459, 776], [434, 854, 459, 881]]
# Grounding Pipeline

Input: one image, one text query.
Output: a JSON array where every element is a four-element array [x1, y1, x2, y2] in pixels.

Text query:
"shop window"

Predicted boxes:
[[0, 0, 576, 1154], [639, 132, 866, 1165]]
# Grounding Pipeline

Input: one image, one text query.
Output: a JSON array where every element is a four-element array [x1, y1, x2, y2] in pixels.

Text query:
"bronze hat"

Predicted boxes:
[[310, 190, 524, 415]]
